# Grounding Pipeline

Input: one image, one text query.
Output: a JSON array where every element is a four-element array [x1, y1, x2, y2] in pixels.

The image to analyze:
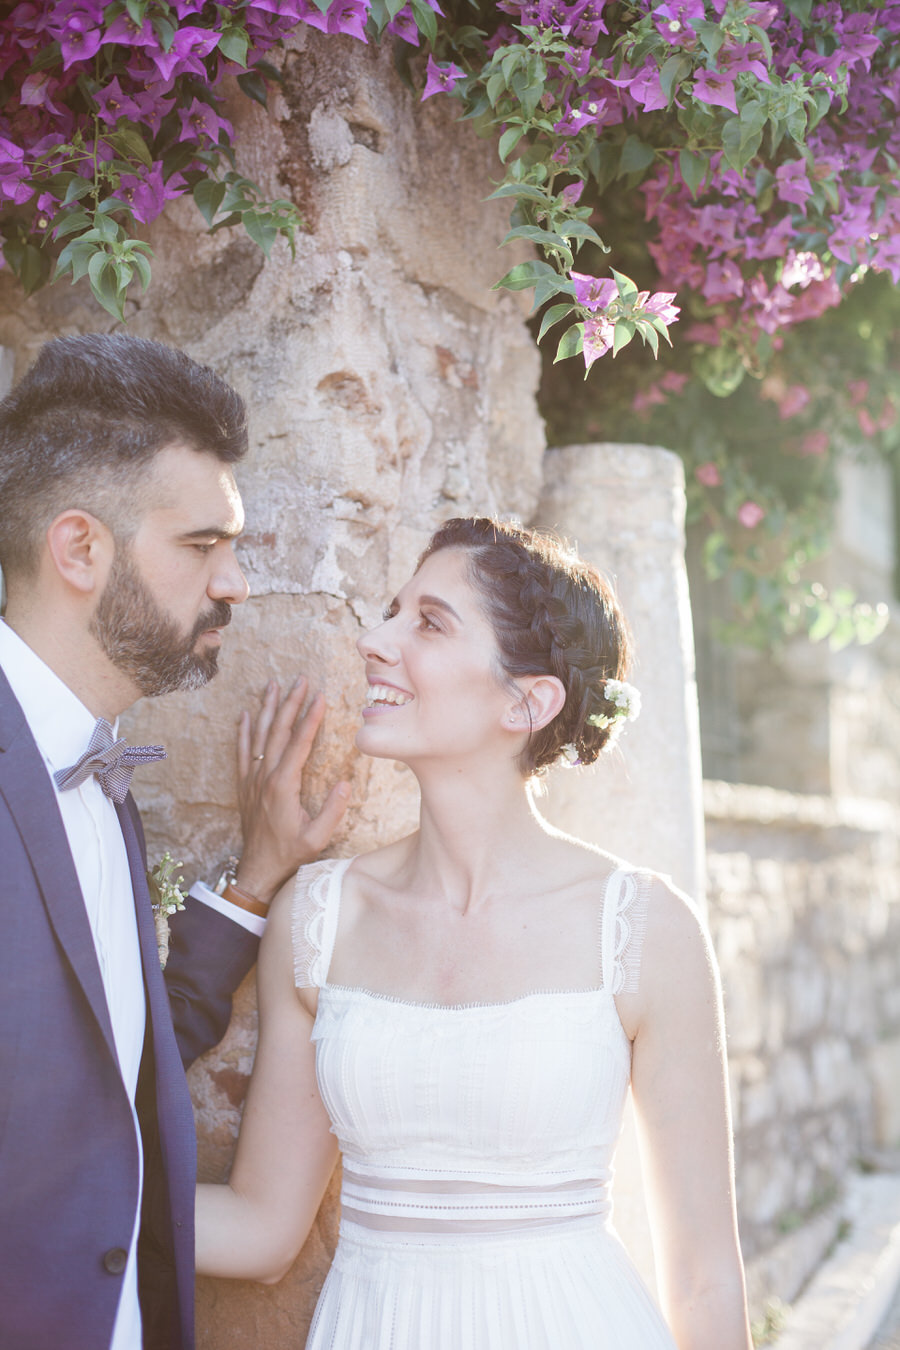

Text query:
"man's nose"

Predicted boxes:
[[210, 546, 250, 605]]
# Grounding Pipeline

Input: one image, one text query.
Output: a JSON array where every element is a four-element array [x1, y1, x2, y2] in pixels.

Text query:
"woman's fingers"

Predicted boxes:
[[250, 680, 280, 760]]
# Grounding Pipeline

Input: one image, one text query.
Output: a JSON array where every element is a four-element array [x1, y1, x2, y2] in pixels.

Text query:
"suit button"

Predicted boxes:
[[103, 1248, 128, 1275]]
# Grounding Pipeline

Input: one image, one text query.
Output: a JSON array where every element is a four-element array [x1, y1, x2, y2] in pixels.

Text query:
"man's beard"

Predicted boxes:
[[90, 550, 232, 697]]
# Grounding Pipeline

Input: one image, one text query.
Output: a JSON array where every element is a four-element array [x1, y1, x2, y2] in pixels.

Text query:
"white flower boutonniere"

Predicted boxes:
[[146, 851, 187, 969]]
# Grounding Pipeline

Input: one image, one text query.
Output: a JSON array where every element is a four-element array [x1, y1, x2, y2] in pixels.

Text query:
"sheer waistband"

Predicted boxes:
[[340, 1166, 612, 1235]]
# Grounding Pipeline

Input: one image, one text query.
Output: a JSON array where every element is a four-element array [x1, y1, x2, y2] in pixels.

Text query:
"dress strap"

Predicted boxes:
[[291, 856, 352, 989], [599, 867, 652, 997]]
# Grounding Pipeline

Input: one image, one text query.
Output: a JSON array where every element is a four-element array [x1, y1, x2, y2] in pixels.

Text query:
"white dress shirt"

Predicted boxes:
[[0, 620, 264, 1348]]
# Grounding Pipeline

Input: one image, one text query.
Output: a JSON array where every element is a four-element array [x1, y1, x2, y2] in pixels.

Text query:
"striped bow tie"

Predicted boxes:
[[54, 717, 167, 804]]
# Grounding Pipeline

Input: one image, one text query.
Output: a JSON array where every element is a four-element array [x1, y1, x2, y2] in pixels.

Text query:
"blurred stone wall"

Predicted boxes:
[[706, 780, 900, 1318]]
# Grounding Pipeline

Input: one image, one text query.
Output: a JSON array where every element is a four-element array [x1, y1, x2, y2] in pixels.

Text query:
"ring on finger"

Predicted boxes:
[[253, 754, 265, 761]]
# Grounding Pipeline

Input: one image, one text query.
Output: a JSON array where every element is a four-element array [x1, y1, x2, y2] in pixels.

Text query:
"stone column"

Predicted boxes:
[[536, 442, 705, 901], [535, 441, 706, 1288]]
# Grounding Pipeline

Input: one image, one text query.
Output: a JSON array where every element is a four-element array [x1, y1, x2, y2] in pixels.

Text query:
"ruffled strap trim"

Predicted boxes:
[[291, 856, 353, 989], [599, 867, 652, 997]]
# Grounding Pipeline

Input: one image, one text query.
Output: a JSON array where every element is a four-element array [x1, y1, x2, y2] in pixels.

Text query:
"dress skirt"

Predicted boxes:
[[306, 1215, 677, 1350]]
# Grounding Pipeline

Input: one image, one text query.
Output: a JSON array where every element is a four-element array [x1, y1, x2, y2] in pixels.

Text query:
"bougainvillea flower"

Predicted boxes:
[[780, 250, 824, 290], [798, 431, 829, 457], [703, 259, 744, 305], [652, 0, 704, 44], [0, 136, 33, 205], [641, 291, 680, 326], [660, 370, 689, 393], [846, 379, 869, 406], [177, 98, 234, 144], [776, 384, 810, 419], [93, 75, 144, 125], [583, 315, 615, 369], [632, 385, 667, 413], [151, 26, 220, 81], [387, 8, 420, 44], [737, 501, 765, 529], [560, 180, 585, 207], [422, 55, 465, 99], [299, 0, 370, 42], [20, 71, 65, 116], [571, 270, 618, 311], [695, 462, 722, 487], [116, 166, 170, 225], [100, 13, 159, 50], [52, 11, 103, 68], [775, 159, 812, 207], [692, 70, 738, 115]]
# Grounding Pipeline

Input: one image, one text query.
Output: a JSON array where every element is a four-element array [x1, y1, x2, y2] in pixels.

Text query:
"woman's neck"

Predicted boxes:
[[401, 761, 558, 915]]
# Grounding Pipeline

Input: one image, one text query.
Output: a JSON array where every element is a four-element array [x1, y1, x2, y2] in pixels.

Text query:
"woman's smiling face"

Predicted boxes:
[[355, 547, 520, 770]]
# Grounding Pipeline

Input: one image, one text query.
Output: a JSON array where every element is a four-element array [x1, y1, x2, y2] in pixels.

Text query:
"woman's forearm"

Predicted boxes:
[[664, 1272, 753, 1350]]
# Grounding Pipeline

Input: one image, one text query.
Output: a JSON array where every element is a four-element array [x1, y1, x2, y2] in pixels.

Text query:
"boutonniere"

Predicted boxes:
[[147, 851, 187, 969]]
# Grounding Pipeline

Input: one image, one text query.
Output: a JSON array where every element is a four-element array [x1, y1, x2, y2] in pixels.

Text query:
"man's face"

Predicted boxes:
[[90, 443, 249, 698]]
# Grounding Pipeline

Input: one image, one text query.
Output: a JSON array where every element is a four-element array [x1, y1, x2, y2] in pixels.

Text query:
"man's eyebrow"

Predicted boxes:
[[178, 525, 242, 541]]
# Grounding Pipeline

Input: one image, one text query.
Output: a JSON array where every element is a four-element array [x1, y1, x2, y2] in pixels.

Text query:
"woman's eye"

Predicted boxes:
[[419, 611, 441, 632], [382, 605, 396, 622]]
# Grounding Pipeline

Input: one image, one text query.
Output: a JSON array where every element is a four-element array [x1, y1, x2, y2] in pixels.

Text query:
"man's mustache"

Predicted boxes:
[[191, 602, 232, 640]]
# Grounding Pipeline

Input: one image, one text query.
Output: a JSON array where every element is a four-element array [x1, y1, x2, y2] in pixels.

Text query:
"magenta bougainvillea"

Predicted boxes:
[[0, 0, 898, 374]]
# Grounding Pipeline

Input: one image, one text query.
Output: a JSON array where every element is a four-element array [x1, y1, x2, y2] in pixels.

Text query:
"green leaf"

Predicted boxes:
[[537, 302, 575, 343], [87, 252, 126, 321], [611, 268, 638, 302], [125, 0, 148, 23], [131, 250, 152, 291], [242, 211, 279, 256], [612, 320, 635, 356], [3, 239, 48, 295], [533, 272, 576, 309], [218, 28, 249, 66], [409, 0, 438, 43], [152, 14, 176, 52], [237, 70, 269, 108], [619, 135, 656, 175], [492, 259, 558, 291], [62, 175, 94, 206], [558, 219, 606, 250], [637, 320, 659, 358], [108, 126, 153, 169], [499, 124, 525, 163], [678, 148, 708, 198], [659, 54, 691, 103], [786, 0, 813, 21], [554, 322, 584, 364], [694, 20, 725, 58], [193, 178, 228, 226], [486, 182, 551, 204], [502, 223, 569, 250]]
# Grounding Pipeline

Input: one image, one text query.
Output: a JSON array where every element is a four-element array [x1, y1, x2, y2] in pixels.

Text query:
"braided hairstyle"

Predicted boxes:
[[419, 517, 633, 775]]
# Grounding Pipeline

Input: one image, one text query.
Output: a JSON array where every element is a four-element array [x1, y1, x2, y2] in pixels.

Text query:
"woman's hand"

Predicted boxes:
[[235, 677, 351, 905]]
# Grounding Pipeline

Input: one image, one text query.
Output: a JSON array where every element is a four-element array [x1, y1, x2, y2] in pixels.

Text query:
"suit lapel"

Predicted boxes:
[[0, 667, 118, 1065], [115, 798, 196, 1200]]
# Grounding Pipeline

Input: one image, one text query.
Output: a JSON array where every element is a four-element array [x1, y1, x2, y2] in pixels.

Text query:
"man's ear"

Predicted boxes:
[[501, 674, 566, 735], [45, 510, 115, 596]]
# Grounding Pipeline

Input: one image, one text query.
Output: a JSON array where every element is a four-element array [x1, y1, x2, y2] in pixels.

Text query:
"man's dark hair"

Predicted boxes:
[[0, 332, 248, 579]]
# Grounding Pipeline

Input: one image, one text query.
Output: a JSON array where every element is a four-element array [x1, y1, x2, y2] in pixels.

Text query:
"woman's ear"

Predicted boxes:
[[45, 510, 115, 596], [501, 674, 566, 735]]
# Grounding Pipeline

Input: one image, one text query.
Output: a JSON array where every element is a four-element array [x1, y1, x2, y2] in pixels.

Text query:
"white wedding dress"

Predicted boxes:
[[292, 857, 677, 1350]]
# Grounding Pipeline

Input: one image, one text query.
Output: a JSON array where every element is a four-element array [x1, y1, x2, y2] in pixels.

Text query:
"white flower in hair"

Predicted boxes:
[[594, 678, 641, 723], [559, 743, 582, 766]]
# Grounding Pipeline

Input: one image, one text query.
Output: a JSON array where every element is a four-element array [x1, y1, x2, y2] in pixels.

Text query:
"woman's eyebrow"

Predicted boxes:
[[417, 594, 462, 622]]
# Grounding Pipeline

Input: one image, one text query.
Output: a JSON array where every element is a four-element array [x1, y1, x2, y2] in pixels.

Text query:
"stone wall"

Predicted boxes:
[[704, 780, 900, 1313]]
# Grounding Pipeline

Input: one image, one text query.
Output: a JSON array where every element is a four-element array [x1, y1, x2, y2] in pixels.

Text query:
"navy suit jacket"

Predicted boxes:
[[0, 665, 260, 1350]]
